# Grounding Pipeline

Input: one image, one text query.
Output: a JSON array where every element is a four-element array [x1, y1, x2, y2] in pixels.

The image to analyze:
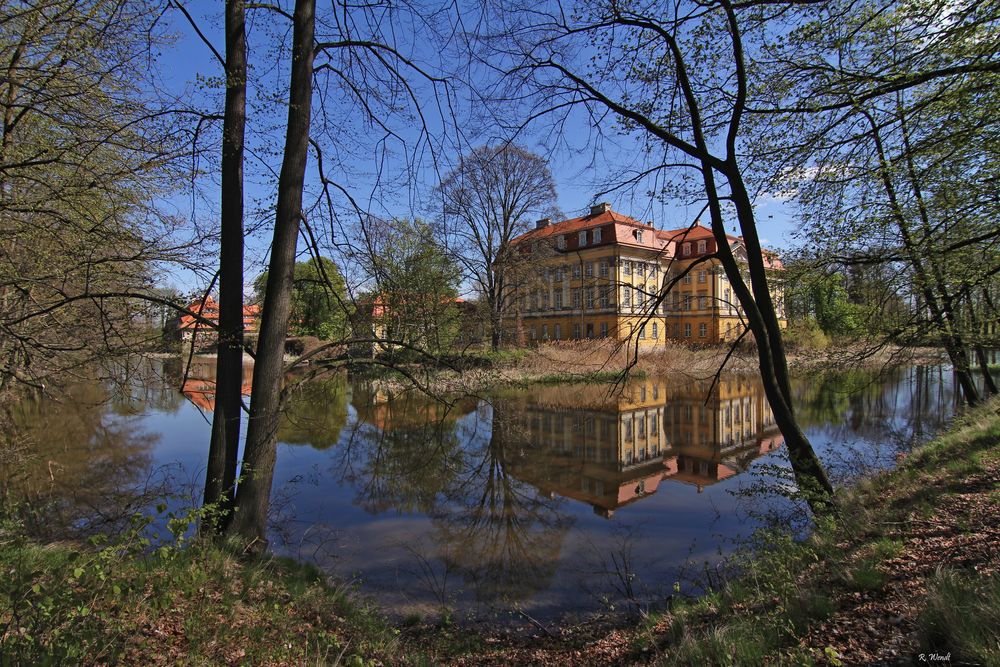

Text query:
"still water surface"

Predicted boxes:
[[9, 358, 964, 622]]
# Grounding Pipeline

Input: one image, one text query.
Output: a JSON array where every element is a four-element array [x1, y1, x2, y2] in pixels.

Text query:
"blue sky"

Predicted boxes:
[[158, 1, 800, 295]]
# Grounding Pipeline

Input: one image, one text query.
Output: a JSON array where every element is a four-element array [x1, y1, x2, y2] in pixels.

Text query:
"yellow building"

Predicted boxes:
[[505, 203, 786, 345]]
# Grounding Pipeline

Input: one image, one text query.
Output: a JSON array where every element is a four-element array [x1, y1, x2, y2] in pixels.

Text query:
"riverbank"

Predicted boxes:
[[435, 395, 1000, 665], [350, 341, 947, 395], [3, 396, 995, 665]]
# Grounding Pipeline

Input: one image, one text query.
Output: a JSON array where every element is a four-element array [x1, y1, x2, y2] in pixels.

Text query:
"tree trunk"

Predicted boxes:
[[702, 163, 834, 511], [226, 0, 314, 547], [204, 0, 247, 533]]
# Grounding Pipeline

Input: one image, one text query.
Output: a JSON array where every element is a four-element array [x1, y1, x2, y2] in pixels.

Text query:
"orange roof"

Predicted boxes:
[[179, 296, 261, 330], [511, 206, 671, 254]]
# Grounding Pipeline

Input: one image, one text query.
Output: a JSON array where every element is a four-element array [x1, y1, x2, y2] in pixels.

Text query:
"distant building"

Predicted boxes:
[[504, 203, 785, 345], [170, 296, 260, 345]]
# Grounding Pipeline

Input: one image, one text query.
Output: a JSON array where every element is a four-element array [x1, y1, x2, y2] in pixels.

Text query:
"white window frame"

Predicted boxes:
[[557, 235, 566, 250], [593, 227, 602, 243], [578, 230, 587, 246]]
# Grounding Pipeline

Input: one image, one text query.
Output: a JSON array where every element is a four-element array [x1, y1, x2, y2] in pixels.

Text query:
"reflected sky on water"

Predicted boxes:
[[8, 356, 968, 622]]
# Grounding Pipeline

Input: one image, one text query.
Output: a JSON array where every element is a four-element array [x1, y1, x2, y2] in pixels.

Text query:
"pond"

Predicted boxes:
[[6, 357, 968, 624]]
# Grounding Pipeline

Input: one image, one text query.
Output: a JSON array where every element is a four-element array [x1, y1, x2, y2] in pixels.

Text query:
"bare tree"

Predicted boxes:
[[437, 145, 559, 351], [482, 0, 834, 507]]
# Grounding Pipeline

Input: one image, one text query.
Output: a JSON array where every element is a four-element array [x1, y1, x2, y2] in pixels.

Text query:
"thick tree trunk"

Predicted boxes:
[[204, 0, 247, 532], [226, 0, 314, 547]]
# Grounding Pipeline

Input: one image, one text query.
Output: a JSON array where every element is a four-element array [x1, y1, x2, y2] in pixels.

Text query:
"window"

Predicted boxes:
[[637, 262, 646, 276], [623, 287, 632, 308], [530, 326, 536, 340], [542, 324, 549, 339], [639, 324, 646, 339], [672, 292, 680, 309], [636, 230, 644, 243], [697, 239, 707, 253], [651, 264, 658, 278], [599, 260, 609, 277], [652, 322, 658, 339], [586, 323, 594, 338], [593, 227, 602, 243], [684, 294, 692, 310], [585, 262, 594, 277], [586, 288, 595, 309], [724, 288, 732, 313], [625, 420, 633, 441], [573, 323, 581, 339], [684, 323, 692, 337], [599, 287, 609, 308], [698, 270, 706, 283], [555, 267, 563, 282], [699, 323, 707, 337], [554, 324, 561, 339], [531, 291, 539, 310], [573, 264, 581, 279], [578, 230, 587, 246], [698, 295, 708, 310], [683, 274, 692, 284], [572, 289, 581, 308], [623, 260, 632, 276], [554, 290, 563, 309], [682, 242, 691, 256], [673, 324, 680, 337], [557, 235, 566, 250], [661, 299, 669, 315], [542, 292, 550, 309], [600, 322, 608, 337]]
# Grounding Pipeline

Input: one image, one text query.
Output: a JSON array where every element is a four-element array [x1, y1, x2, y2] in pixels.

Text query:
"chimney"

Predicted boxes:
[[590, 202, 612, 216], [646, 220, 654, 227], [535, 217, 551, 229]]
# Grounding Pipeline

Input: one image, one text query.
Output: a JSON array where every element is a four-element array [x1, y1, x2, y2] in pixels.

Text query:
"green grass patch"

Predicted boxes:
[[530, 369, 647, 385], [918, 568, 1000, 665], [0, 510, 418, 666]]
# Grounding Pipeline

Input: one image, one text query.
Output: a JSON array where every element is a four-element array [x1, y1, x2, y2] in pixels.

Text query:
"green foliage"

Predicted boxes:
[[371, 219, 463, 353], [255, 256, 349, 340]]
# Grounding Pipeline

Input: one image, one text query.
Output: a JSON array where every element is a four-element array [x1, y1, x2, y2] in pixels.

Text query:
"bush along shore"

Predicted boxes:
[[3, 398, 997, 666]]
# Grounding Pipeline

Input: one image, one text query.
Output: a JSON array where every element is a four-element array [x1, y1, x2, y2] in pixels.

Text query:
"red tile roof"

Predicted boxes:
[[511, 208, 671, 254]]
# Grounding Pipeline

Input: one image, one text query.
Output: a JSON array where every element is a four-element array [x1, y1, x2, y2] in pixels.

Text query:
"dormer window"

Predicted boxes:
[[557, 235, 566, 250], [635, 230, 644, 243], [697, 239, 707, 253], [682, 242, 691, 256], [593, 227, 602, 243], [578, 230, 587, 246]]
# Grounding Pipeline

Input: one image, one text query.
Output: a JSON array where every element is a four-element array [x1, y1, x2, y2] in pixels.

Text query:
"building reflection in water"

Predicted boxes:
[[493, 376, 784, 517]]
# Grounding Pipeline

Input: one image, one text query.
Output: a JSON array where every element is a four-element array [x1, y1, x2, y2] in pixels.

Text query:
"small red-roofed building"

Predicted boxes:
[[174, 296, 260, 346]]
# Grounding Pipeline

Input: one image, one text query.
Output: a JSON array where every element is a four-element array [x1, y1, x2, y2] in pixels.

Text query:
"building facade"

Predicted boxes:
[[505, 203, 785, 345]]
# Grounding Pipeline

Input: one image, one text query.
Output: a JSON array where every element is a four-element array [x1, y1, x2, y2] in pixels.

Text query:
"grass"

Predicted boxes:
[[0, 510, 418, 666], [613, 397, 1000, 666], [918, 567, 1000, 665]]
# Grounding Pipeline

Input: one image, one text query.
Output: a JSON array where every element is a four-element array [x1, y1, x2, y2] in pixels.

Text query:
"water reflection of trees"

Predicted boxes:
[[277, 373, 349, 449], [792, 365, 958, 482], [4, 382, 160, 539], [430, 403, 570, 604], [336, 389, 571, 605]]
